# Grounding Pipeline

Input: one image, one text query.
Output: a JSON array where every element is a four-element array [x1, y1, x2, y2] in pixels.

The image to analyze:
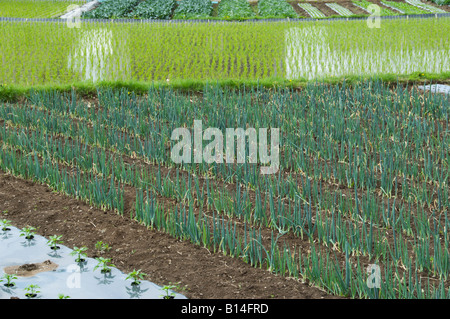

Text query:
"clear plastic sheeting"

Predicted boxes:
[[417, 84, 450, 95], [0, 226, 187, 299]]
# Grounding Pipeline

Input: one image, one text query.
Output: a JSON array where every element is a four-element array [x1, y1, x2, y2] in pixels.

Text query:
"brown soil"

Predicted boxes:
[[309, 2, 341, 15], [0, 171, 341, 299], [4, 260, 58, 277]]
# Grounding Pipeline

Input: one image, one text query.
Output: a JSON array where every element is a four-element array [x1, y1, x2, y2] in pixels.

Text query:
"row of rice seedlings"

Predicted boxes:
[[285, 18, 450, 79], [0, 20, 285, 84], [2, 17, 449, 84]]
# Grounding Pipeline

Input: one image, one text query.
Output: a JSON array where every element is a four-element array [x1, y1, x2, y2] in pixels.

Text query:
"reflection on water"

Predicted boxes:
[[285, 27, 449, 80], [68, 28, 131, 82], [126, 284, 150, 299]]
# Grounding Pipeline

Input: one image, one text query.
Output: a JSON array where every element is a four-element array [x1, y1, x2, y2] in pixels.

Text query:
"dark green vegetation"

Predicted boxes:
[[0, 81, 448, 298]]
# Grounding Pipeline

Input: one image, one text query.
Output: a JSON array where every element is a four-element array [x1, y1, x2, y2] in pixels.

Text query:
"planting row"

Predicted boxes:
[[0, 82, 448, 298]]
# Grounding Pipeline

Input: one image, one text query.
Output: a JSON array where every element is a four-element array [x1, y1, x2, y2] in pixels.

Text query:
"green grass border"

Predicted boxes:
[[1, 71, 449, 102]]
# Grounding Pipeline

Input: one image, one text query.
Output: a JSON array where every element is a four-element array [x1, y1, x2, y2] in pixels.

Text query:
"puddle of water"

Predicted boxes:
[[285, 27, 450, 80], [68, 28, 131, 83], [0, 226, 187, 299]]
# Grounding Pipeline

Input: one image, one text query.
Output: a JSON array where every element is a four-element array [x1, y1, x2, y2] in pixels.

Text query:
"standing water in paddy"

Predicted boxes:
[[284, 21, 450, 80], [67, 28, 131, 82]]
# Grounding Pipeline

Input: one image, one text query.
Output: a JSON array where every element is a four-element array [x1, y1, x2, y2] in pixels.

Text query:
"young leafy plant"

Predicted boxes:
[[47, 235, 63, 250], [126, 269, 148, 286], [24, 284, 40, 298], [20, 226, 36, 240], [0, 274, 17, 287], [160, 285, 176, 299], [95, 241, 111, 254], [1, 219, 12, 231], [94, 257, 115, 274], [70, 246, 88, 262]]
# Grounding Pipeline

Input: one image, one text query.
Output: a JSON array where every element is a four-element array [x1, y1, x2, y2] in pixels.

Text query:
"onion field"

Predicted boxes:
[[0, 81, 449, 299], [1, 0, 449, 302]]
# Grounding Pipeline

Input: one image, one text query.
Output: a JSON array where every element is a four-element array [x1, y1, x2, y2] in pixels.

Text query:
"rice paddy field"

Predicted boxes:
[[0, 0, 87, 18], [0, 0, 449, 302], [0, 17, 449, 85]]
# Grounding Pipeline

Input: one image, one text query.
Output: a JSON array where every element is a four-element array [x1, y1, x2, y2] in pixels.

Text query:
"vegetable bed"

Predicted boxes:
[[173, 0, 213, 19], [0, 226, 186, 299], [0, 80, 449, 299]]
